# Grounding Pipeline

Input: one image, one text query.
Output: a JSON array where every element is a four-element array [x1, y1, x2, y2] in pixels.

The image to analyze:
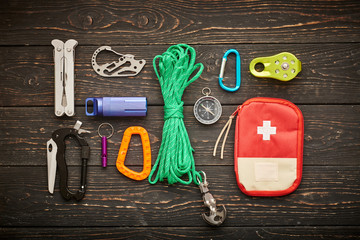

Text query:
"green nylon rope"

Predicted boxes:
[[148, 44, 204, 185]]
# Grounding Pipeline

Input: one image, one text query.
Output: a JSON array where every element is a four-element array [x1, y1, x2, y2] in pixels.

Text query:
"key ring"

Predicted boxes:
[[97, 123, 114, 138], [202, 87, 211, 96]]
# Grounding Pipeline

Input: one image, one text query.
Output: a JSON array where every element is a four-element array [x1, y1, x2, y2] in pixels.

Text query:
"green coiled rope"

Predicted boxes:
[[148, 44, 204, 185]]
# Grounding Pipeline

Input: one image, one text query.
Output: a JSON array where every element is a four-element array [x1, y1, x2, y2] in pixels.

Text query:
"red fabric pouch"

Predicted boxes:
[[233, 97, 304, 197]]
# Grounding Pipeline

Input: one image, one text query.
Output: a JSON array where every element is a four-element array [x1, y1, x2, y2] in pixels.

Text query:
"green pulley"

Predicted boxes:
[[249, 52, 301, 81]]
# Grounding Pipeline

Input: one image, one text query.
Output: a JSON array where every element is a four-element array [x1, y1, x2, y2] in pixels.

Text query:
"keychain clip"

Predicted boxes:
[[92, 46, 146, 77], [219, 49, 241, 92]]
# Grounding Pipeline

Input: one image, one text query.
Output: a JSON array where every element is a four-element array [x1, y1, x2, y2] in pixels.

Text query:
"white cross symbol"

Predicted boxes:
[[257, 121, 276, 141]]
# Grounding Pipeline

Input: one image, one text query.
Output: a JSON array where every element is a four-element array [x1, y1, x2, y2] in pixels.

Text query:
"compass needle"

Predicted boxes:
[[208, 109, 215, 116], [201, 103, 208, 110]]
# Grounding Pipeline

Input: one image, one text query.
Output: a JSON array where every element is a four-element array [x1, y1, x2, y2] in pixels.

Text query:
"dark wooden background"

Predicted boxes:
[[1, 0, 359, 239]]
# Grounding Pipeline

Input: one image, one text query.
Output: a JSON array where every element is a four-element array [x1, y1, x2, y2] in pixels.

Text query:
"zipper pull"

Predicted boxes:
[[231, 105, 241, 117], [213, 105, 241, 159]]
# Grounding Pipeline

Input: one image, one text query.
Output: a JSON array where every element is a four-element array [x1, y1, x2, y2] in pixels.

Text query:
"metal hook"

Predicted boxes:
[[198, 171, 227, 226], [219, 49, 241, 92]]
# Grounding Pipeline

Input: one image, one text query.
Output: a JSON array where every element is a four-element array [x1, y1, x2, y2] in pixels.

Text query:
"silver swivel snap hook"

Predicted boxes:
[[197, 171, 227, 226]]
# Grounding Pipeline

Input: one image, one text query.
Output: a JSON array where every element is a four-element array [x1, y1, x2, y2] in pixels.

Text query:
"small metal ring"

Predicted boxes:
[[202, 87, 211, 96], [97, 123, 114, 138]]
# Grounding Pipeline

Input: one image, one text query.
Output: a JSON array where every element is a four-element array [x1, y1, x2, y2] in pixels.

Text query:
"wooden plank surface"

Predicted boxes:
[[1, 0, 360, 45], [1, 44, 360, 107], [1, 227, 360, 240], [0, 105, 359, 166], [1, 166, 359, 227], [1, 0, 359, 239]]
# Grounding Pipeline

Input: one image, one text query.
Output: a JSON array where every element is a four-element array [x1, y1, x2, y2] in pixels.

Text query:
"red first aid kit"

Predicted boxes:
[[233, 97, 304, 197]]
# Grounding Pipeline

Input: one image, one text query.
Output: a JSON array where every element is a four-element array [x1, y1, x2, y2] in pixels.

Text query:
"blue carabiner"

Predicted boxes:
[[219, 49, 241, 92]]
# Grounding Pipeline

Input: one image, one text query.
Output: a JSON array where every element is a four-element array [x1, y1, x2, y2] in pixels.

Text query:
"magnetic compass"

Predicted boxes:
[[193, 87, 222, 125]]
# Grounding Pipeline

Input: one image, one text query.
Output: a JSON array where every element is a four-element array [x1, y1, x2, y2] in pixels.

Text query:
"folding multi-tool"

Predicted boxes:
[[51, 39, 78, 117], [47, 121, 90, 201]]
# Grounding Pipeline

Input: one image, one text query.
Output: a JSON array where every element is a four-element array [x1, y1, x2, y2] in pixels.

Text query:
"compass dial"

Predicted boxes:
[[193, 96, 222, 125]]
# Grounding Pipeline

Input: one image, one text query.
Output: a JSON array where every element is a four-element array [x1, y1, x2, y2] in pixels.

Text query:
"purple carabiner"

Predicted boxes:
[[97, 123, 114, 168]]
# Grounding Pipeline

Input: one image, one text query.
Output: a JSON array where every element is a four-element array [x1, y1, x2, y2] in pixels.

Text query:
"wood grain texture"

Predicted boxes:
[[1, 227, 360, 240], [0, 166, 359, 227], [1, 0, 359, 238], [1, 0, 360, 45], [0, 105, 359, 166], [1, 44, 360, 107]]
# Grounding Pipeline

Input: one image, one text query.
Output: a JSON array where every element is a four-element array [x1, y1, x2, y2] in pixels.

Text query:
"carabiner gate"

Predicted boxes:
[[219, 49, 241, 92]]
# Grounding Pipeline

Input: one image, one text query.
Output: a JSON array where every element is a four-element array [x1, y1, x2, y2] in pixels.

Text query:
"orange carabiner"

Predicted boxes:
[[116, 126, 151, 180]]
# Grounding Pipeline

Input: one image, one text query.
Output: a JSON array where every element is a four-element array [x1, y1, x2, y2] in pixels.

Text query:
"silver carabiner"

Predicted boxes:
[[219, 49, 241, 92]]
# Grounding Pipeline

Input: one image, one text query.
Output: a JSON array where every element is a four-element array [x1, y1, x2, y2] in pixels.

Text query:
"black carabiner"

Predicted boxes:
[[49, 122, 90, 201]]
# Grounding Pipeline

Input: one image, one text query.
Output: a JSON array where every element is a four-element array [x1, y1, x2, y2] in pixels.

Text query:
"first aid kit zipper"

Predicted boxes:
[[213, 105, 242, 159]]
